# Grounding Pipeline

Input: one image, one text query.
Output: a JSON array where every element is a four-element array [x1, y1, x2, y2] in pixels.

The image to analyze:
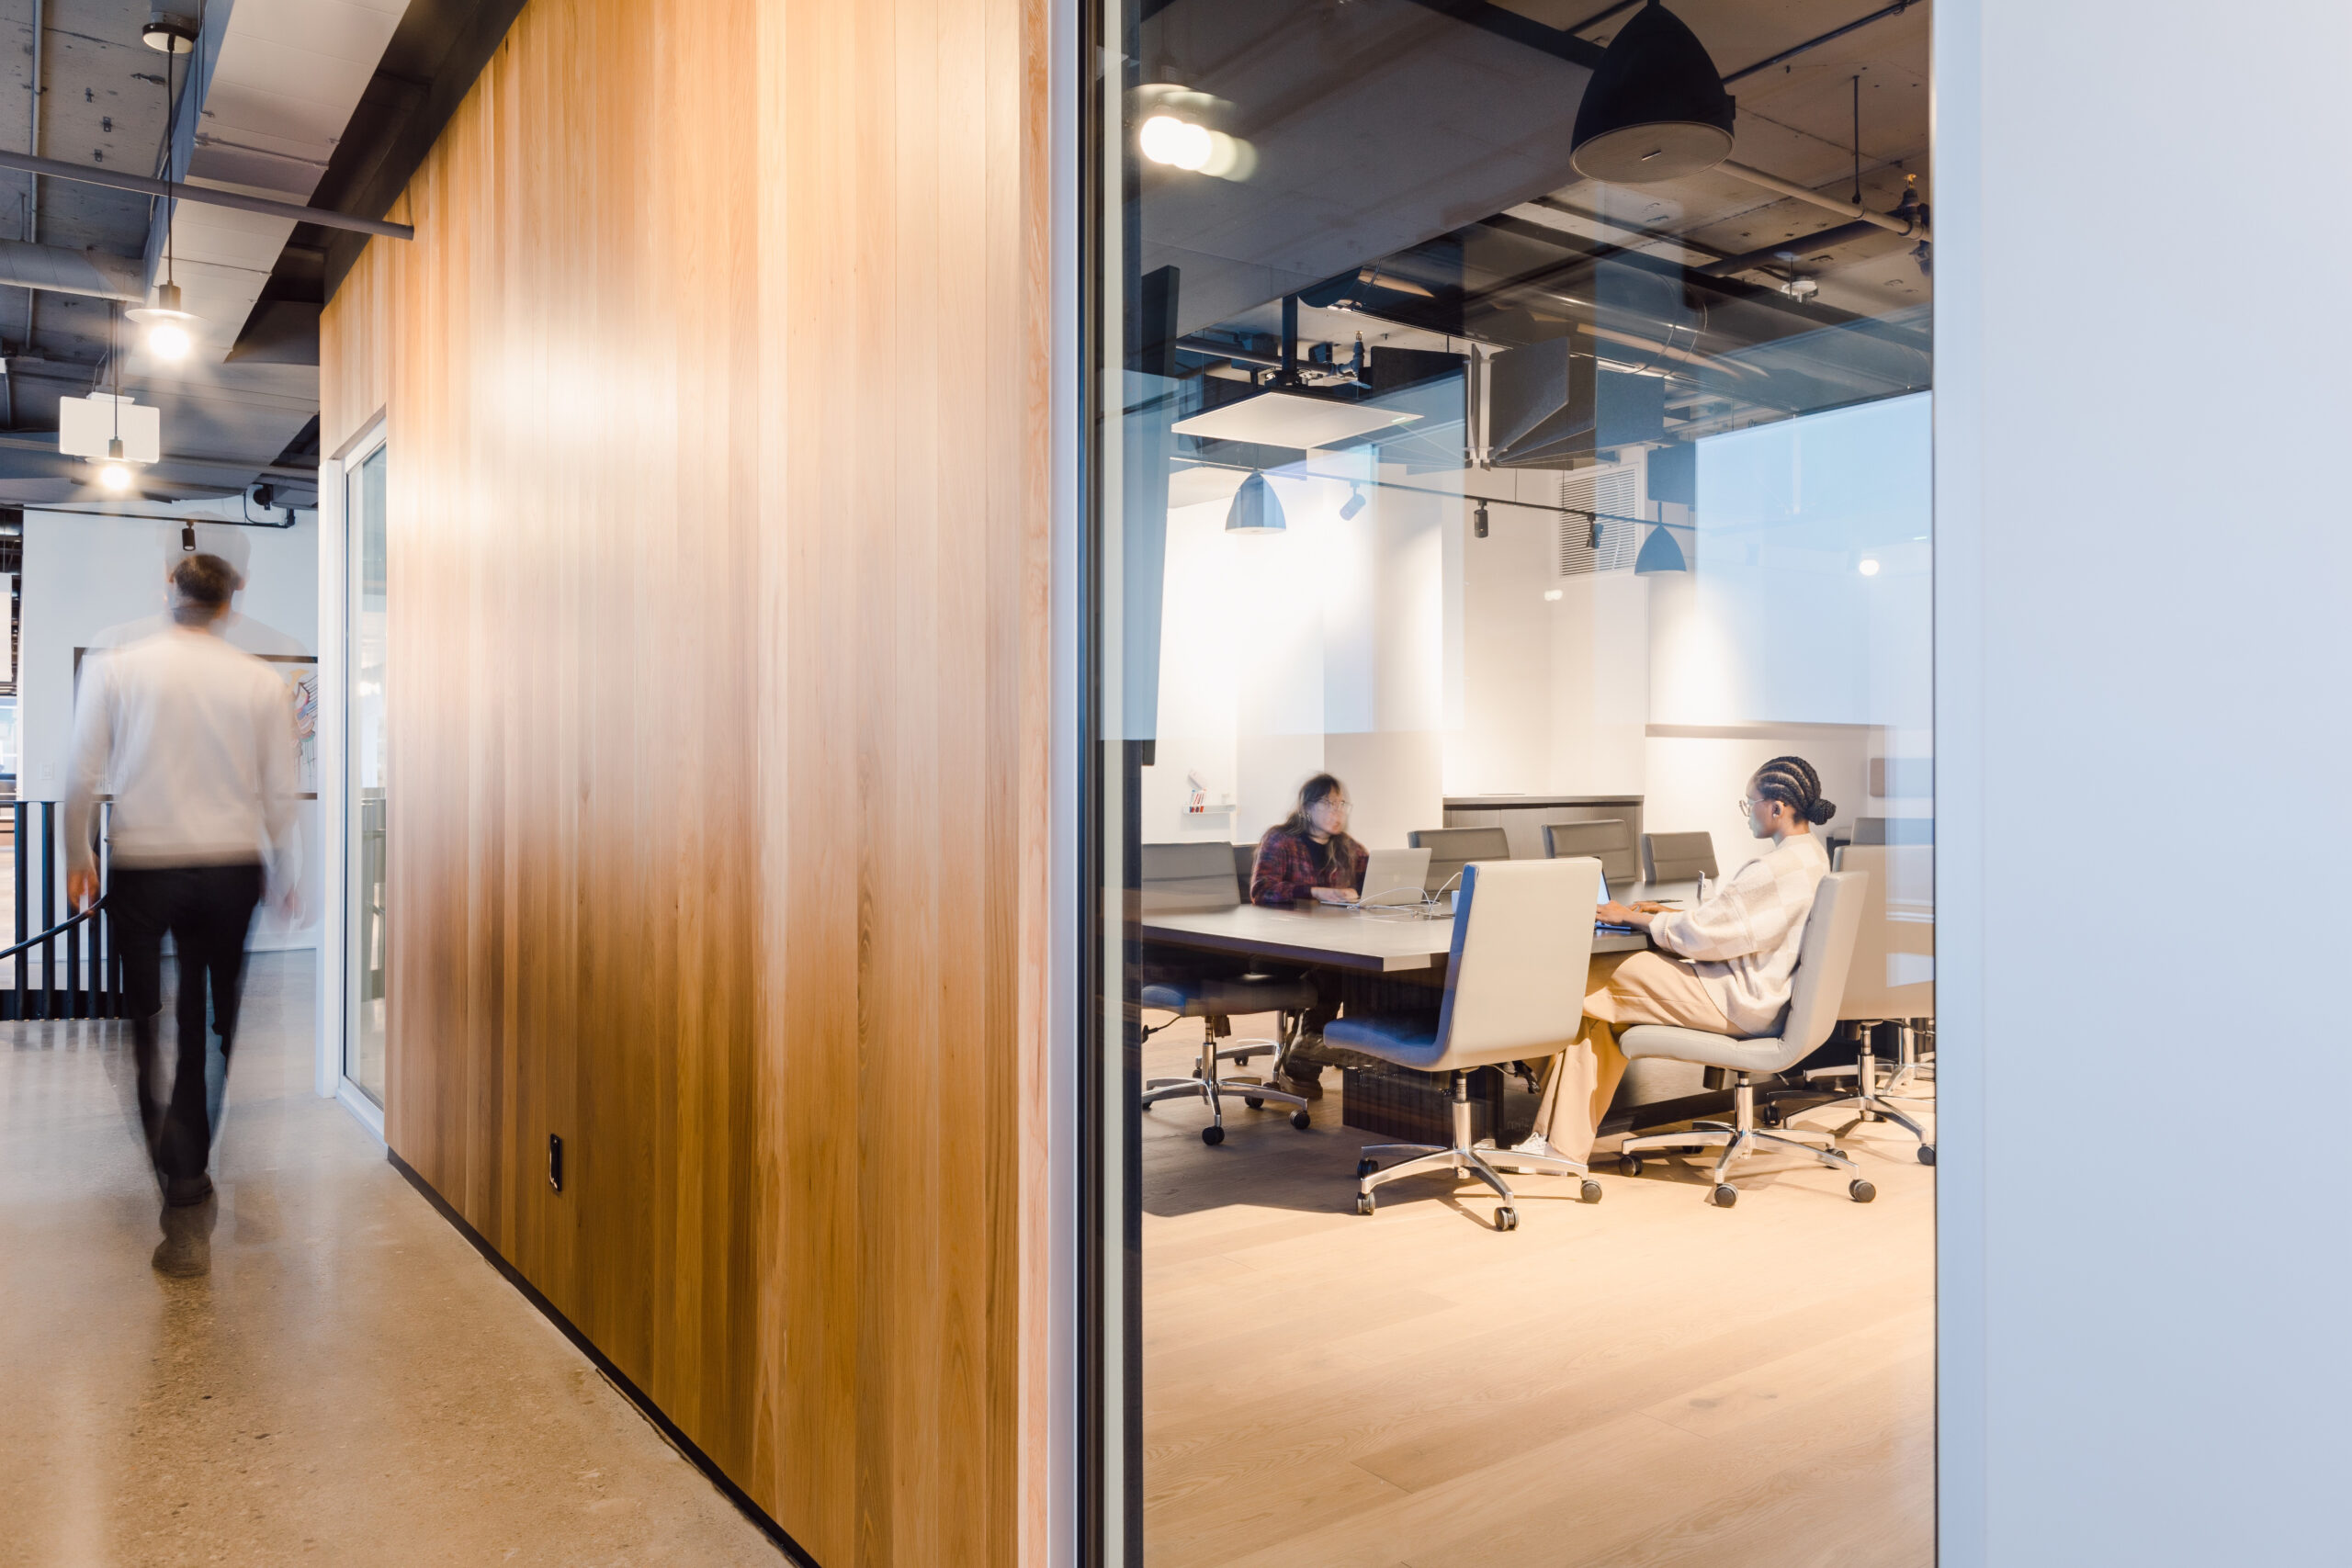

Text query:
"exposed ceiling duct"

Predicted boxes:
[[141, 0, 413, 369], [0, 240, 142, 303]]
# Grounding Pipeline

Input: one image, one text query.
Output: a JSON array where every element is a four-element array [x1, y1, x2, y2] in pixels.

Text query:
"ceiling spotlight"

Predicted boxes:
[[1569, 1, 1736, 185], [1139, 115, 1214, 171], [98, 458, 133, 492], [1858, 557, 1882, 577], [141, 9, 197, 53], [1225, 471, 1285, 535], [1339, 485, 1366, 520], [128, 282, 202, 361], [1474, 501, 1490, 538]]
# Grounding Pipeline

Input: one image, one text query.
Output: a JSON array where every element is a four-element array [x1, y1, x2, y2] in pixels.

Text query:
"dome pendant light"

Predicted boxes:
[[127, 280, 202, 361], [1634, 523, 1687, 574], [1225, 471, 1286, 535], [126, 29, 204, 361], [1569, 1, 1736, 185]]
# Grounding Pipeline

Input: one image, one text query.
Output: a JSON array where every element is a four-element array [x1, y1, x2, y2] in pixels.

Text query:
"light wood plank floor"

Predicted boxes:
[[1141, 1015, 1935, 1568]]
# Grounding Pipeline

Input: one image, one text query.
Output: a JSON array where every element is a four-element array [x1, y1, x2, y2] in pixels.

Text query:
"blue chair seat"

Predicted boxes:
[[1324, 1012, 1445, 1070], [1140, 975, 1317, 1017]]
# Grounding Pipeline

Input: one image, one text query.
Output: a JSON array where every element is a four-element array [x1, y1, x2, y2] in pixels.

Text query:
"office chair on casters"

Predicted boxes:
[[1617, 872, 1874, 1208], [1761, 845, 1935, 1162], [1136, 841, 1318, 1145], [1327, 858, 1604, 1231], [1139, 973, 1320, 1144]]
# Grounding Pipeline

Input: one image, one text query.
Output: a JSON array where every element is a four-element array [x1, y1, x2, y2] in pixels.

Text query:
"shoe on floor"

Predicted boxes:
[[164, 1173, 215, 1207], [153, 1197, 216, 1278], [1283, 1072, 1324, 1101]]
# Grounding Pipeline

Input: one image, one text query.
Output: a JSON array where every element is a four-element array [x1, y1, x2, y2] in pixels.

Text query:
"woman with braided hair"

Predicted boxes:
[[1521, 755, 1838, 1162]]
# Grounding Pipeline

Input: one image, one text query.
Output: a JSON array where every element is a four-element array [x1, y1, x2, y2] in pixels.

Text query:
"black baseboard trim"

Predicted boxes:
[[386, 1148, 820, 1567]]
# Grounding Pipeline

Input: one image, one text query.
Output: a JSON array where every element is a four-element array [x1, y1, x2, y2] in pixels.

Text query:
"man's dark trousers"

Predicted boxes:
[[109, 863, 265, 1181]]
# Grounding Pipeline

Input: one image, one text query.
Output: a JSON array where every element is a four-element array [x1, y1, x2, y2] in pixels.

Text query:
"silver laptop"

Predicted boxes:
[[1357, 847, 1433, 907]]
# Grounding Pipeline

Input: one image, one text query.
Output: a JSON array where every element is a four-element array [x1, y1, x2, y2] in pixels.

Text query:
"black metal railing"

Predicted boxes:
[[2, 800, 122, 1021]]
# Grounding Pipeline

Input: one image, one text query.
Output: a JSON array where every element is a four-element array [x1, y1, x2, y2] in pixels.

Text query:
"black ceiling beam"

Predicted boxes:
[[1396, 0, 1608, 69]]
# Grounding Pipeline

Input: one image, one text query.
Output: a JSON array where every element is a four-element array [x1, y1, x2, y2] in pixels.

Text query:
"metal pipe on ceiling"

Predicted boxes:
[[1698, 217, 1898, 277], [0, 431, 319, 481], [0, 152, 414, 241], [1723, 1, 1917, 87], [19, 0, 44, 374], [1716, 161, 1925, 238]]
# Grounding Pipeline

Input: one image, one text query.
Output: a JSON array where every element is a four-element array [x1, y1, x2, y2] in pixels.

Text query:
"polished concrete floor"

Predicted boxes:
[[0, 951, 786, 1567]]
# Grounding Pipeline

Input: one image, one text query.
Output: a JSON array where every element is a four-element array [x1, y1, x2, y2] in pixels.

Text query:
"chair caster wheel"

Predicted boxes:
[[1494, 1206, 1518, 1232], [1711, 1184, 1739, 1208], [1291, 1111, 1312, 1131], [1850, 1178, 1877, 1202], [1917, 1145, 1936, 1167], [1759, 1103, 1783, 1128], [1580, 1179, 1603, 1203], [1243, 1096, 1264, 1110], [1201, 1124, 1224, 1146], [1355, 1193, 1375, 1216], [1356, 1158, 1380, 1179], [1140, 1101, 1153, 1113], [1621, 1154, 1643, 1177]]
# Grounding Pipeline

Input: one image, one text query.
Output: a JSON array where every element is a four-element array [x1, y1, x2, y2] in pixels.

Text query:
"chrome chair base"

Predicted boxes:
[[1354, 1071, 1598, 1230], [1621, 1075, 1875, 1206], [1142, 1024, 1311, 1144], [1762, 1021, 1935, 1163]]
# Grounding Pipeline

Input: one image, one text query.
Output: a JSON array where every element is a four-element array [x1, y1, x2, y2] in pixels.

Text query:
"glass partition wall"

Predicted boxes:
[[345, 442, 390, 1104], [1085, 3, 1935, 1562]]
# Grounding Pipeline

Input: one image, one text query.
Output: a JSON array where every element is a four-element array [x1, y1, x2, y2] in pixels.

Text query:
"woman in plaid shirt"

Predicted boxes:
[[1248, 773, 1367, 906], [1247, 774, 1369, 1098]]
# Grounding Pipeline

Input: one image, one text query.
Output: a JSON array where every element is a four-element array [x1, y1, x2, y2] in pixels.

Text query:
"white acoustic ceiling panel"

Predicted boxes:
[[1170, 390, 1419, 449]]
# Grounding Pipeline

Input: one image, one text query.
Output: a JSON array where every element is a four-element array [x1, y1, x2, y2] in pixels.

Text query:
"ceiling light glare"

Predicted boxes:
[[1858, 558, 1882, 577], [98, 461, 133, 492], [145, 321, 193, 361], [1141, 115, 1214, 171]]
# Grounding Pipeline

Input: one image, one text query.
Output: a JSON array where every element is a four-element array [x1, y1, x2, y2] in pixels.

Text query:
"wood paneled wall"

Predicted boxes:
[[320, 0, 1050, 1561]]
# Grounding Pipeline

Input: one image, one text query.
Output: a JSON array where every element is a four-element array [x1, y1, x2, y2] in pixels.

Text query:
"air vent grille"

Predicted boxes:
[[1558, 466, 1640, 576]]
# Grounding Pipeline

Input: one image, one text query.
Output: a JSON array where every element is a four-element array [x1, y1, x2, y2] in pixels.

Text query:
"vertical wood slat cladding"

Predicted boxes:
[[320, 0, 1050, 1562]]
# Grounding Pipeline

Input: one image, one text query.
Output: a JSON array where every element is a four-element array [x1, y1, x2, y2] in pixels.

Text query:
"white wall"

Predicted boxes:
[[1935, 2, 2351, 1562], [19, 505, 322, 950], [1141, 464, 1444, 855]]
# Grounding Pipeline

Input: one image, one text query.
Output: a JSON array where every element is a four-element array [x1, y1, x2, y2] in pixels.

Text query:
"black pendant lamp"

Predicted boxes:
[[1569, 1, 1736, 184]]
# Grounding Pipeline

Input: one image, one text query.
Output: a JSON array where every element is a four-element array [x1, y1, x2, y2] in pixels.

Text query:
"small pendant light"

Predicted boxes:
[[1225, 471, 1286, 535], [1634, 522, 1688, 574], [1569, 1, 1736, 185], [127, 22, 204, 360]]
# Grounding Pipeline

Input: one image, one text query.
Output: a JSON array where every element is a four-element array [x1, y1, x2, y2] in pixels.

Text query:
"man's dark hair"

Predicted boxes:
[[170, 553, 239, 622]]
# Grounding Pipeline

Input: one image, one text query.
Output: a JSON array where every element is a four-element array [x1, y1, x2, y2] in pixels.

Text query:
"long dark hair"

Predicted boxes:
[[1276, 773, 1354, 870], [1751, 755, 1837, 826]]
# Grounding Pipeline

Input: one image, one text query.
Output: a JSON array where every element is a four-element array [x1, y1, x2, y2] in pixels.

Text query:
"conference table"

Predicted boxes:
[[1136, 897, 1662, 975]]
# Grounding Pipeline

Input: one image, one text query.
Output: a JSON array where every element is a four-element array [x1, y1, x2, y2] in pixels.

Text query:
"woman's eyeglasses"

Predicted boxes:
[[1736, 797, 1760, 819]]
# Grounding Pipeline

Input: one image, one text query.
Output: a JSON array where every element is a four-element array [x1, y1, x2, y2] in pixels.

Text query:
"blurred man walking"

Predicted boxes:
[[66, 552, 300, 1209]]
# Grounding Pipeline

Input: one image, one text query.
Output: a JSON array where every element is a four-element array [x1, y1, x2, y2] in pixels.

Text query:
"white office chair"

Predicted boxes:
[[1763, 845, 1936, 1162], [1617, 872, 1875, 1208], [1326, 858, 1604, 1231]]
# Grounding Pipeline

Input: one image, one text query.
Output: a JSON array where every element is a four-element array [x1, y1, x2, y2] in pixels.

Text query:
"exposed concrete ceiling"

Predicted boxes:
[[0, 0, 466, 508]]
